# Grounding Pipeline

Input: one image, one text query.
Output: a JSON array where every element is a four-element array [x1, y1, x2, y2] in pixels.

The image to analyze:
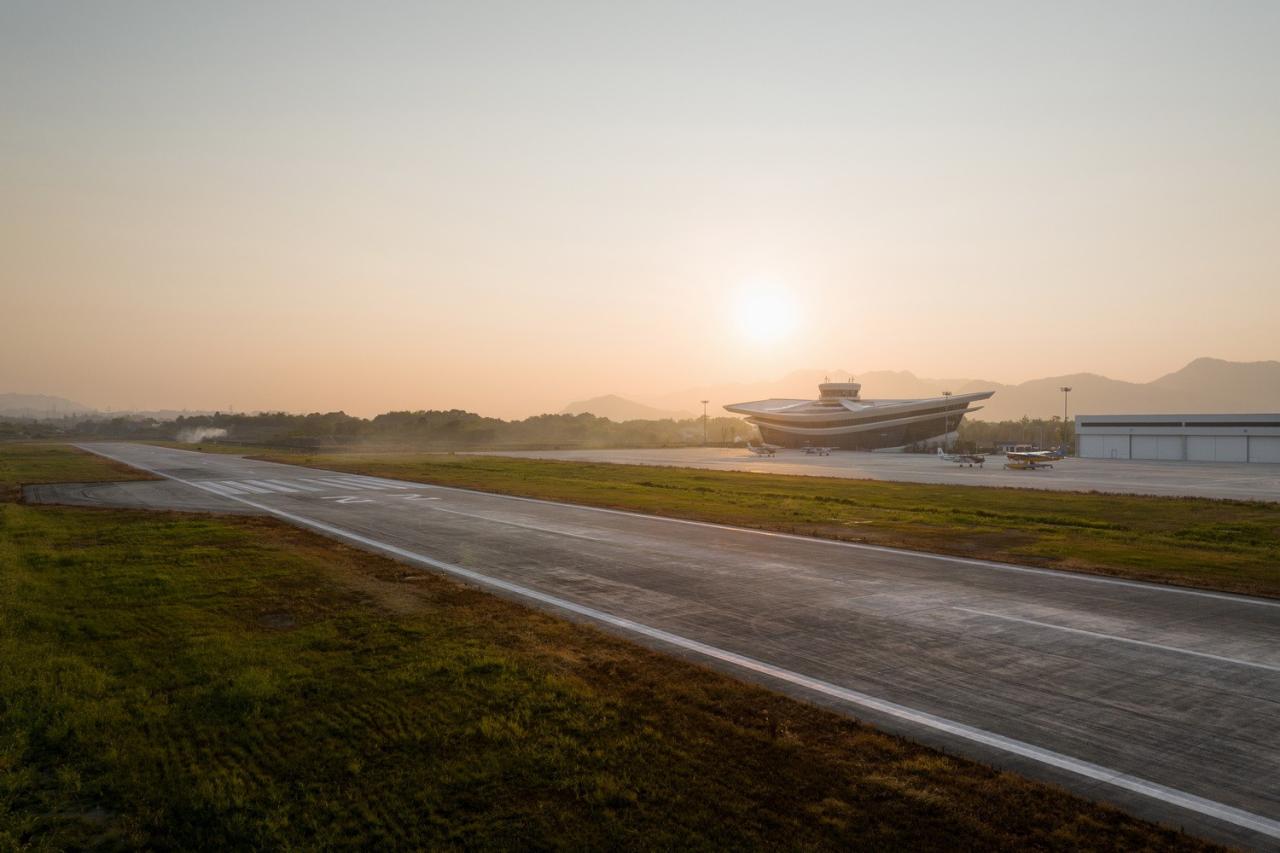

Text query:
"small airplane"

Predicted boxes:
[[1003, 457, 1055, 471], [747, 442, 781, 457], [1001, 446, 1067, 470], [802, 445, 835, 456], [1005, 446, 1068, 466], [937, 447, 985, 467]]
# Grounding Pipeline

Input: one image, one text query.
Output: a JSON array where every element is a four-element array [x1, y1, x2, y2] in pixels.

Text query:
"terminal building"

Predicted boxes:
[[1075, 414, 1280, 463], [725, 381, 994, 450]]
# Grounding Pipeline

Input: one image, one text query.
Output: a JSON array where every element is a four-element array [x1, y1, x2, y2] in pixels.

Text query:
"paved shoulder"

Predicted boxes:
[[484, 447, 1280, 502]]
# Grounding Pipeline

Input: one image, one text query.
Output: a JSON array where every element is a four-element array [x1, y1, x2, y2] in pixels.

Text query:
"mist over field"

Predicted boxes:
[[175, 427, 228, 444]]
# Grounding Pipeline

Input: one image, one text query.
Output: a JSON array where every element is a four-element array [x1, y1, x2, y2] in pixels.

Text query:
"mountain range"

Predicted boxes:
[[581, 358, 1280, 422], [560, 394, 694, 421], [0, 394, 215, 422], [0, 393, 96, 419]]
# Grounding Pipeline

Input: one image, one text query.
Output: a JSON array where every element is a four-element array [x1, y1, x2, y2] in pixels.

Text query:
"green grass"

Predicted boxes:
[[146, 439, 295, 455], [0, 444, 1219, 849], [252, 451, 1280, 598], [0, 442, 155, 502]]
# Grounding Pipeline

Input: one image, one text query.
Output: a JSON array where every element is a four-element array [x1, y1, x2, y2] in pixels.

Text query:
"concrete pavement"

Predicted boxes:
[[481, 446, 1280, 502], [38, 442, 1280, 849]]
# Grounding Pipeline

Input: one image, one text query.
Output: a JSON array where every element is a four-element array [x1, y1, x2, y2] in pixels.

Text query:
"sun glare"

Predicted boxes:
[[733, 284, 800, 345]]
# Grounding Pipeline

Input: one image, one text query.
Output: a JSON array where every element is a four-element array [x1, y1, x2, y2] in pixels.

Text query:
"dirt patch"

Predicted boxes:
[[278, 534, 442, 616], [257, 612, 297, 630]]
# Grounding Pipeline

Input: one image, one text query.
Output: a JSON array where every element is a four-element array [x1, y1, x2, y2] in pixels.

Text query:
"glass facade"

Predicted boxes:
[[750, 404, 963, 432], [757, 414, 958, 450]]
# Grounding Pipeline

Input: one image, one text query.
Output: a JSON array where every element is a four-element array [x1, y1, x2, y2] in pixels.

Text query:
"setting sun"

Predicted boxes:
[[733, 284, 800, 346]]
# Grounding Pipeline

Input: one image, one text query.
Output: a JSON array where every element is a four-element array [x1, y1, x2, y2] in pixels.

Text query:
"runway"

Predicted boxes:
[[482, 447, 1280, 502], [42, 443, 1280, 848]]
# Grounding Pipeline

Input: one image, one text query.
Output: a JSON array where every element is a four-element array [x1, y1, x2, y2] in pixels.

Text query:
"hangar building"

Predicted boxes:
[[1074, 414, 1280, 463]]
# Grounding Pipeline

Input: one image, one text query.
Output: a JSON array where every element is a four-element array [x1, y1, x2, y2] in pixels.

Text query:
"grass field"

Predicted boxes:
[[0, 443, 1220, 849], [144, 439, 293, 455], [0, 442, 156, 502], [246, 450, 1280, 599]]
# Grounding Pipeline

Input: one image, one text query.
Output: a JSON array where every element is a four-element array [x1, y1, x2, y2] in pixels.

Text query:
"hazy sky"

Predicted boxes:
[[3, 1, 1277, 418]]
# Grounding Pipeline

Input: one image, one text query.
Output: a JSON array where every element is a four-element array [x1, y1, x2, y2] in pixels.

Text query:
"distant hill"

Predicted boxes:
[[636, 358, 1280, 421], [0, 394, 223, 422], [0, 393, 95, 419], [959, 358, 1280, 420], [561, 394, 693, 422], [1149, 357, 1280, 401]]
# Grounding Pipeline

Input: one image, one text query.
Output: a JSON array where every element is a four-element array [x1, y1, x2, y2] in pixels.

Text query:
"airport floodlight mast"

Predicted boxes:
[[941, 390, 953, 450], [701, 400, 709, 446], [1059, 386, 1072, 451]]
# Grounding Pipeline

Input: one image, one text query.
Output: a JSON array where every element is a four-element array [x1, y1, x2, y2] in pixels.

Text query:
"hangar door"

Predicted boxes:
[[1188, 436, 1248, 462], [1079, 435, 1129, 459], [1131, 435, 1183, 460], [1213, 437, 1247, 462], [1249, 436, 1280, 463]]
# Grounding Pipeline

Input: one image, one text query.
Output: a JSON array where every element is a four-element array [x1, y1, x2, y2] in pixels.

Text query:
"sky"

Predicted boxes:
[[2, 1, 1277, 418]]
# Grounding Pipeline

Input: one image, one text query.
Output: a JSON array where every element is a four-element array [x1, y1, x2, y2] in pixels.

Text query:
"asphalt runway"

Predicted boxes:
[[42, 443, 1280, 848], [483, 447, 1280, 502]]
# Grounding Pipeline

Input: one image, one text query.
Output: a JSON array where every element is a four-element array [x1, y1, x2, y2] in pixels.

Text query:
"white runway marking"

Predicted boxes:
[[75, 444, 1280, 841], [196, 481, 241, 498], [271, 479, 320, 492], [310, 478, 373, 489], [321, 495, 374, 504], [245, 479, 299, 493], [955, 607, 1280, 673], [348, 476, 409, 489], [300, 478, 355, 490], [335, 477, 391, 490], [210, 481, 250, 495], [224, 480, 272, 494]]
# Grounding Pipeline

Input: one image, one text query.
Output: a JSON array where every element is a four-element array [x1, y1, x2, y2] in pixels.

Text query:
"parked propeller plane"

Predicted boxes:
[[1003, 446, 1068, 470], [937, 448, 986, 467]]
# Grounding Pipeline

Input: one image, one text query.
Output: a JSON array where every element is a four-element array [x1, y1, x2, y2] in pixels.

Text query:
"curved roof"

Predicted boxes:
[[725, 389, 994, 418]]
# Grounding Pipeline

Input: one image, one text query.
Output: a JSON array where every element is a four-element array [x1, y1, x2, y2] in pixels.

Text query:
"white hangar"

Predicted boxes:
[[1075, 414, 1280, 463]]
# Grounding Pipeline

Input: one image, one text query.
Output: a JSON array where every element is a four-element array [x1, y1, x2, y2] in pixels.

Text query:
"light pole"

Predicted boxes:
[[1059, 386, 1072, 452], [701, 400, 709, 446], [941, 390, 953, 451]]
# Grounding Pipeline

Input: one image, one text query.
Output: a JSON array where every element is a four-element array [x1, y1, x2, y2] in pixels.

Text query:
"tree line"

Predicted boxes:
[[956, 416, 1074, 452], [0, 409, 757, 450], [2, 409, 1072, 453]]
